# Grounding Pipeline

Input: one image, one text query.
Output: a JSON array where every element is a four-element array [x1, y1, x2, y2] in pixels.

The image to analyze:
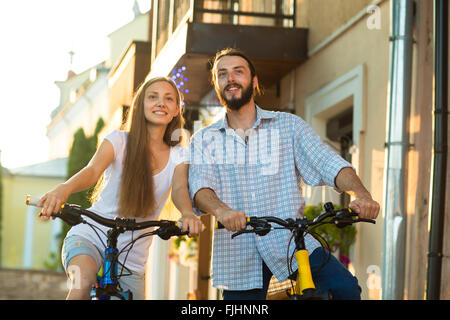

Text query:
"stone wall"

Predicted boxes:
[[0, 268, 68, 300]]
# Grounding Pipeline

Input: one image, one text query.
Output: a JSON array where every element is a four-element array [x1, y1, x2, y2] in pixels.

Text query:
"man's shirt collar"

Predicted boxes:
[[210, 105, 275, 131]]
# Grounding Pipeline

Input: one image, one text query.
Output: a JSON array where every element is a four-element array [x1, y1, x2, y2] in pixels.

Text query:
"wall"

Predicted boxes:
[[108, 13, 149, 68], [1, 173, 64, 269], [108, 41, 151, 136], [296, 0, 375, 49], [47, 72, 109, 160], [0, 268, 67, 300]]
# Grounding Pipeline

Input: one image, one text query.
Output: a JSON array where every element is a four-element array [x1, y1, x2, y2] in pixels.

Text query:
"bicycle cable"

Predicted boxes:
[[85, 220, 108, 249], [85, 221, 120, 283], [286, 232, 296, 292], [304, 228, 332, 274], [115, 229, 135, 284], [114, 228, 161, 281], [83, 219, 136, 284], [284, 225, 332, 293]]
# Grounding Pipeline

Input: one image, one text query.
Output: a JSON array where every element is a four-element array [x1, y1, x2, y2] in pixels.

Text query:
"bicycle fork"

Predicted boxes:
[[294, 249, 316, 294], [290, 227, 331, 300], [90, 229, 133, 300]]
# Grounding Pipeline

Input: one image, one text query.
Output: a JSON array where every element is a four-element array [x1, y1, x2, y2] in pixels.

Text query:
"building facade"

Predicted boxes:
[[1, 158, 66, 270], [144, 0, 449, 300], [37, 0, 450, 300]]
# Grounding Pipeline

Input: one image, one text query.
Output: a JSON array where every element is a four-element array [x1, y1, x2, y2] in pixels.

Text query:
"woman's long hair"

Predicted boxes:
[[118, 77, 185, 218]]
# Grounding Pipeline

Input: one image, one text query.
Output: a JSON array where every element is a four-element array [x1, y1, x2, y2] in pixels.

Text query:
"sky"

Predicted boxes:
[[0, 0, 150, 169]]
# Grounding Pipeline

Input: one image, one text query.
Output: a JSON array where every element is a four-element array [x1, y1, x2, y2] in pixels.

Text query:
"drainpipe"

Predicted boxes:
[[426, 0, 448, 300], [381, 0, 414, 300]]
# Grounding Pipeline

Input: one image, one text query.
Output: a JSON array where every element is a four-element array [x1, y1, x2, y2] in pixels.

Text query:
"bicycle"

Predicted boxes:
[[217, 202, 376, 300], [26, 195, 189, 300]]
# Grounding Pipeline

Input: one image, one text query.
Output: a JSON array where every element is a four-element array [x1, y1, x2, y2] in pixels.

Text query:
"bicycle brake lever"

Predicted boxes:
[[55, 205, 84, 226], [334, 216, 376, 228], [231, 229, 254, 239], [334, 220, 354, 229], [158, 221, 190, 240], [231, 224, 272, 238], [354, 218, 376, 224], [253, 226, 271, 236]]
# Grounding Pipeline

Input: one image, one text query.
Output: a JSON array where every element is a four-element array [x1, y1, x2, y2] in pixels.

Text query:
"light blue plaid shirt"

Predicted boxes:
[[188, 105, 352, 290]]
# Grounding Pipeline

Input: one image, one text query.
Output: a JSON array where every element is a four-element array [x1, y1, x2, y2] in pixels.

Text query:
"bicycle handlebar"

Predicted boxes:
[[215, 202, 376, 239], [26, 195, 188, 238]]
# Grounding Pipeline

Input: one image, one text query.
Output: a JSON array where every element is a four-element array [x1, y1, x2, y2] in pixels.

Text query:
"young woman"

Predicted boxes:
[[38, 76, 202, 300]]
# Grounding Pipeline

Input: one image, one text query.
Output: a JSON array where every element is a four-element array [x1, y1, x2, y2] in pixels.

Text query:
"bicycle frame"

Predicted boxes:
[[219, 202, 375, 300], [289, 221, 331, 300], [25, 195, 188, 300], [90, 227, 133, 300], [216, 217, 328, 299]]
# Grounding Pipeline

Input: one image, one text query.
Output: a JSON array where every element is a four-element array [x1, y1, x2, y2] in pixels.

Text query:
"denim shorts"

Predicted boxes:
[[62, 234, 145, 300]]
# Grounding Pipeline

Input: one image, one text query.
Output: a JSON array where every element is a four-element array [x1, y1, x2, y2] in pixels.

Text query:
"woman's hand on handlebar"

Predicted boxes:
[[178, 212, 204, 237], [38, 183, 71, 220]]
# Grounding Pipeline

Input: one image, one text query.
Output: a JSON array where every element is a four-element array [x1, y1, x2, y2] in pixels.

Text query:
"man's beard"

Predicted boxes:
[[218, 82, 254, 111]]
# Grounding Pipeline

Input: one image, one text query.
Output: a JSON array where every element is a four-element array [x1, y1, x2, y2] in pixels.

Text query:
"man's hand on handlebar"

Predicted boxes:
[[214, 207, 247, 232], [348, 196, 380, 220]]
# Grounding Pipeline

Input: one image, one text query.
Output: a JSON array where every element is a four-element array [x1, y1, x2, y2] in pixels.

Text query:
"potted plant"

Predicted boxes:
[[169, 236, 198, 267], [303, 203, 356, 268]]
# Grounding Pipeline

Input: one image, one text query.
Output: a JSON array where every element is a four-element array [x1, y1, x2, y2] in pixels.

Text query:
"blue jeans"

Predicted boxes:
[[222, 247, 361, 300]]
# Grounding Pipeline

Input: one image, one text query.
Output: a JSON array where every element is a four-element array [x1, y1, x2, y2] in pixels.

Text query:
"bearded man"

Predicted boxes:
[[187, 48, 379, 300]]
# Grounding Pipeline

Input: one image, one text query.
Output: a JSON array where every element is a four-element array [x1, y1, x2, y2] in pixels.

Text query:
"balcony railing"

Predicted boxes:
[[153, 0, 296, 59]]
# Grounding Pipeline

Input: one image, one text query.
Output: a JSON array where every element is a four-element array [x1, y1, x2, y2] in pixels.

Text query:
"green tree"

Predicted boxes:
[[46, 118, 105, 270]]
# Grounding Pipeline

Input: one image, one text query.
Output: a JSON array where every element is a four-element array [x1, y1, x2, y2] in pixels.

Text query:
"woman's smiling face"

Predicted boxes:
[[143, 80, 180, 126]]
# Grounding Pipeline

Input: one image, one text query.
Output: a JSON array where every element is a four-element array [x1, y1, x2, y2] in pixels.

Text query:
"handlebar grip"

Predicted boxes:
[[25, 195, 41, 207], [177, 221, 206, 232], [215, 221, 225, 229], [215, 217, 251, 229], [25, 194, 64, 217], [26, 195, 66, 219]]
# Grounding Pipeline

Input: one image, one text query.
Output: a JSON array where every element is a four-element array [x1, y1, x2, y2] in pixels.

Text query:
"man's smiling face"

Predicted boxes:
[[214, 55, 257, 111]]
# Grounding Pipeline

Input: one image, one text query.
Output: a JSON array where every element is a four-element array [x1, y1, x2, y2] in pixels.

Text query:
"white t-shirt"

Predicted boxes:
[[66, 130, 188, 275]]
